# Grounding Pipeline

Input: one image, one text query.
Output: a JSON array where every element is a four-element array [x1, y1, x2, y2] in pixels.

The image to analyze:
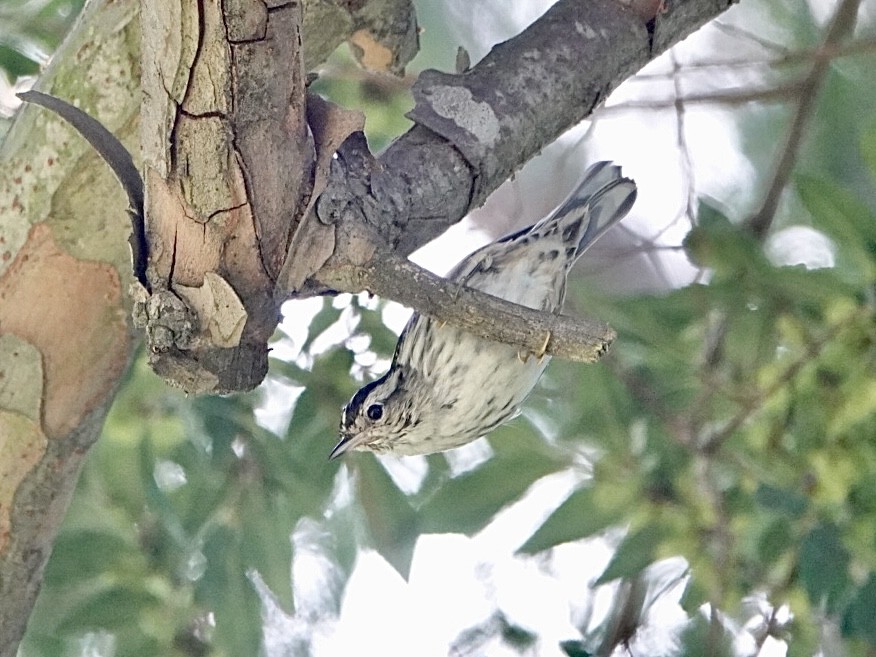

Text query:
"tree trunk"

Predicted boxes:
[[0, 2, 139, 655]]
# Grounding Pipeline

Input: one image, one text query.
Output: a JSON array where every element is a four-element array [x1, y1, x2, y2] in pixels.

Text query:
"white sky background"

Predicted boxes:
[[258, 1, 854, 656]]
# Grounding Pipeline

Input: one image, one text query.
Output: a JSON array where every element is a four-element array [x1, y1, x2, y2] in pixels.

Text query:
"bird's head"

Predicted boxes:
[[331, 368, 413, 458]]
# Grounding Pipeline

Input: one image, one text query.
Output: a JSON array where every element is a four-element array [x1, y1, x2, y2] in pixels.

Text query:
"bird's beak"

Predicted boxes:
[[329, 434, 358, 460]]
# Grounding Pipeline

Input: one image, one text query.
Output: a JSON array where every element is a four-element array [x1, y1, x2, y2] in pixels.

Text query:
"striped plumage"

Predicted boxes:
[[332, 162, 636, 457]]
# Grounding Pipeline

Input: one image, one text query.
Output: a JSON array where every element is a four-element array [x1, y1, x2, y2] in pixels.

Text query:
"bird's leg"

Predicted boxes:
[[536, 330, 552, 362], [518, 330, 552, 363], [453, 254, 493, 300], [443, 254, 494, 330]]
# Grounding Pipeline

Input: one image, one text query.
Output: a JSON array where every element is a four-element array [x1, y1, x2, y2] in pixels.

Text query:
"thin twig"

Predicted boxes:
[[699, 306, 863, 454], [711, 20, 792, 55], [746, 0, 863, 238], [692, 0, 863, 440], [630, 37, 876, 79], [317, 252, 617, 364], [596, 81, 805, 116]]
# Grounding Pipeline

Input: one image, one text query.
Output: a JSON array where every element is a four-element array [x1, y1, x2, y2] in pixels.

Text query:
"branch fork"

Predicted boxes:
[[18, 0, 736, 393]]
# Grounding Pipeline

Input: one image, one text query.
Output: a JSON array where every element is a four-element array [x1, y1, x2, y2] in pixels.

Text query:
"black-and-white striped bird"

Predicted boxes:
[[332, 162, 636, 457]]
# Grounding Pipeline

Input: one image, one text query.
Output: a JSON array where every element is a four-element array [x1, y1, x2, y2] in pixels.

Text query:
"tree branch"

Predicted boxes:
[[318, 252, 617, 363], [365, 0, 740, 257], [280, 0, 739, 371]]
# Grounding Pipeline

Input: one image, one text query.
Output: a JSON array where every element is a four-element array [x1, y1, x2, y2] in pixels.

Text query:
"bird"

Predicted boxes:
[[331, 161, 637, 458]]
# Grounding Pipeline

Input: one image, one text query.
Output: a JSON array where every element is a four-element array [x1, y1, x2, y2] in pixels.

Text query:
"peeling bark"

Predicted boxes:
[[139, 0, 312, 392], [0, 3, 140, 655]]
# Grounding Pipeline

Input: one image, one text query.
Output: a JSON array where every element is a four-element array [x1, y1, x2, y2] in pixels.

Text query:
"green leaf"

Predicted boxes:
[[683, 200, 767, 275], [270, 378, 347, 516], [798, 522, 851, 612], [679, 578, 709, 615], [17, 631, 65, 657], [355, 457, 419, 579], [239, 487, 295, 611], [560, 639, 593, 657], [43, 529, 134, 585], [357, 302, 403, 358], [198, 525, 263, 657], [860, 119, 876, 182], [842, 572, 876, 645], [595, 523, 665, 585], [754, 484, 808, 518], [518, 485, 633, 554], [269, 356, 311, 383], [57, 586, 161, 632], [677, 612, 734, 657], [419, 438, 565, 536], [848, 477, 876, 514], [301, 299, 342, 351], [756, 517, 794, 564], [795, 174, 876, 283]]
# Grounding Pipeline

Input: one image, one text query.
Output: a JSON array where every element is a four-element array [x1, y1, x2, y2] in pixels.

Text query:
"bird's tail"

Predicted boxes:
[[543, 161, 637, 261]]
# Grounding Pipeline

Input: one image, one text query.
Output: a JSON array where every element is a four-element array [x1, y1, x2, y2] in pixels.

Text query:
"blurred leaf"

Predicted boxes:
[[679, 578, 710, 614], [858, 117, 876, 183], [684, 201, 769, 276], [796, 174, 876, 283], [798, 522, 851, 612], [57, 586, 161, 632], [0, 44, 40, 76], [355, 457, 419, 579], [848, 477, 876, 514], [677, 612, 734, 657], [419, 436, 565, 536], [278, 356, 350, 508], [595, 523, 665, 585], [198, 525, 262, 657], [756, 517, 794, 564], [43, 529, 134, 586], [842, 572, 876, 645], [501, 619, 537, 649], [15, 631, 64, 657], [239, 487, 294, 611], [754, 484, 808, 518], [518, 484, 634, 554], [560, 639, 593, 657], [269, 356, 311, 383], [301, 299, 342, 351]]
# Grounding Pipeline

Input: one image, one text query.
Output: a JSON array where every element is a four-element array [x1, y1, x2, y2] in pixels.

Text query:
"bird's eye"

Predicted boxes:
[[366, 404, 383, 421]]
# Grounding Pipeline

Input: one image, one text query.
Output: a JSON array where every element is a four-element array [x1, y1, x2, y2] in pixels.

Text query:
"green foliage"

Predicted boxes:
[[308, 48, 413, 152], [419, 433, 566, 536], [596, 524, 668, 585]]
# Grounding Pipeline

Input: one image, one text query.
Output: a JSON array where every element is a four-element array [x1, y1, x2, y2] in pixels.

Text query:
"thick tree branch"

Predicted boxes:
[[365, 0, 739, 256], [283, 0, 740, 282]]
